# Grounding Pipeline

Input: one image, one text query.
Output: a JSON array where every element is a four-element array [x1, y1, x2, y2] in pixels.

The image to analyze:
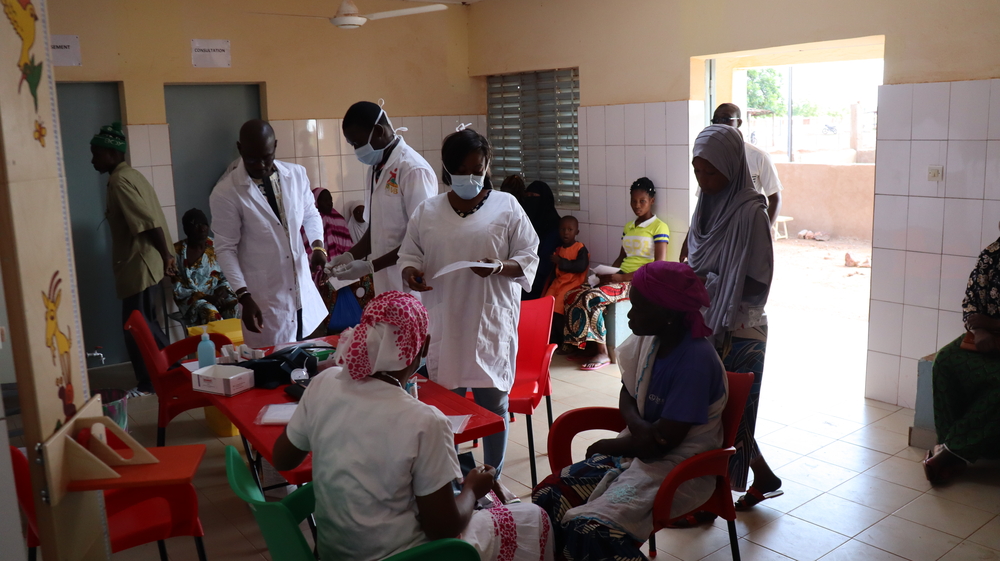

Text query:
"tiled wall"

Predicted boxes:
[[574, 101, 704, 264], [125, 124, 178, 242], [867, 79, 1000, 407]]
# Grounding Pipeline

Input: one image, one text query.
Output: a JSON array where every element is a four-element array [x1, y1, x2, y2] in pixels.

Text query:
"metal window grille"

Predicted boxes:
[[487, 68, 580, 208]]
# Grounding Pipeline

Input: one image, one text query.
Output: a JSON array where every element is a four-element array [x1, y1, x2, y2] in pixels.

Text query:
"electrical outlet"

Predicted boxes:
[[928, 165, 944, 182]]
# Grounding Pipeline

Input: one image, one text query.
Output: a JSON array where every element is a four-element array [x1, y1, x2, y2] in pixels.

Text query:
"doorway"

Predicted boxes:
[[56, 82, 126, 366], [164, 84, 261, 229]]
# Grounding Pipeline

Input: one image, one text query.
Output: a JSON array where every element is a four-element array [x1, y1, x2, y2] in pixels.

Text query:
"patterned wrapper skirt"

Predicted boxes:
[[563, 282, 630, 347], [718, 325, 768, 492], [933, 334, 1000, 463]]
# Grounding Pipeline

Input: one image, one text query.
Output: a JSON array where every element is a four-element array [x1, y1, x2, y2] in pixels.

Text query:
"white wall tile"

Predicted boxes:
[[982, 199, 1000, 248], [911, 82, 951, 140], [578, 146, 589, 185], [608, 227, 623, 263], [872, 195, 909, 249], [400, 117, 424, 151], [460, 115, 479, 131], [133, 165, 153, 185], [986, 141, 1000, 200], [572, 210, 590, 224], [607, 184, 631, 227], [942, 198, 984, 257], [908, 141, 947, 197], [587, 106, 605, 147], [149, 124, 172, 166], [271, 120, 295, 159], [644, 102, 667, 145], [644, 145, 667, 189], [949, 80, 991, 140], [341, 154, 365, 192], [150, 165, 175, 207], [665, 145, 691, 192], [317, 119, 341, 156], [477, 115, 488, 136], [423, 150, 443, 184], [877, 84, 913, 141], [293, 119, 318, 158], [897, 357, 918, 409], [865, 351, 900, 404], [588, 185, 607, 225], [665, 188, 690, 233], [421, 116, 443, 152], [162, 205, 178, 243], [939, 255, 976, 312], [874, 140, 910, 195], [296, 156, 321, 189], [577, 107, 588, 146], [868, 300, 904, 355], [945, 140, 987, 199], [624, 146, 645, 184], [441, 116, 462, 136], [937, 310, 965, 349], [990, 79, 1000, 140], [624, 104, 645, 145], [575, 221, 590, 248], [588, 146, 607, 185], [605, 145, 626, 188], [667, 229, 687, 262], [870, 248, 906, 303], [329, 191, 345, 216], [665, 101, 689, 145], [588, 224, 609, 264], [902, 251, 941, 308], [905, 196, 944, 254], [688, 101, 705, 145], [900, 304, 941, 359], [320, 155, 342, 192], [126, 124, 151, 168], [604, 105, 625, 146], [578, 183, 590, 212]]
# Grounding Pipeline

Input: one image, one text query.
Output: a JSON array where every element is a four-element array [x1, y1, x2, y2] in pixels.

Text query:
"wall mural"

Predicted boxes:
[[4, 0, 45, 145], [43, 271, 76, 429]]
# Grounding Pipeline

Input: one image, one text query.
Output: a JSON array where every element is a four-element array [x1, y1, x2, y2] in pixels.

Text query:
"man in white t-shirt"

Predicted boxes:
[[712, 103, 783, 225]]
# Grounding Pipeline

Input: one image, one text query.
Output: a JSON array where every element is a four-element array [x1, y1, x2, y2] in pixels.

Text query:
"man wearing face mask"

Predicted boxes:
[[210, 119, 329, 347], [331, 101, 438, 296]]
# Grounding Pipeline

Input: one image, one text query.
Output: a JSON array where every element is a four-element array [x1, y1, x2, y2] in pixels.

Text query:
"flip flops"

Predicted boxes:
[[923, 446, 967, 486], [580, 359, 611, 371], [734, 486, 784, 511]]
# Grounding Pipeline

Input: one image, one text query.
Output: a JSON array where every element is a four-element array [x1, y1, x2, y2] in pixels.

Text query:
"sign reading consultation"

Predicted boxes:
[[191, 39, 231, 68]]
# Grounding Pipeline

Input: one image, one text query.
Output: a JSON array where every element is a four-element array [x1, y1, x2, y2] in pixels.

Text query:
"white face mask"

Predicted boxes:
[[354, 108, 389, 166], [450, 173, 486, 199]]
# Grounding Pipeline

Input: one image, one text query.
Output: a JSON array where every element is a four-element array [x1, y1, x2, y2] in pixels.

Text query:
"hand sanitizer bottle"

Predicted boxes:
[[197, 328, 217, 369]]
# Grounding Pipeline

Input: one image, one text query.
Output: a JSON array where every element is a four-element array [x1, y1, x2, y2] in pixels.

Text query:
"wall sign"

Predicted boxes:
[[191, 39, 230, 68], [50, 35, 81, 66]]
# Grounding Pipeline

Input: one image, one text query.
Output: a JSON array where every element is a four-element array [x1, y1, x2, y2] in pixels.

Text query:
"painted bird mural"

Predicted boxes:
[[3, 0, 42, 111]]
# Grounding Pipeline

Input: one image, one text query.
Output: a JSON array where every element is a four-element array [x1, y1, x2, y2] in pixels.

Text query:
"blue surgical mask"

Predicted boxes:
[[354, 108, 388, 166], [450, 172, 486, 200]]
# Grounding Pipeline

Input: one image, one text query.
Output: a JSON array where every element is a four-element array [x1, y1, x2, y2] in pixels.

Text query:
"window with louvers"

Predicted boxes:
[[486, 68, 580, 208]]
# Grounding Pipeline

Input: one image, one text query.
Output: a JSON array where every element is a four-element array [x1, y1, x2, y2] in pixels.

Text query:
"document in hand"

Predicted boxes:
[[432, 260, 501, 279]]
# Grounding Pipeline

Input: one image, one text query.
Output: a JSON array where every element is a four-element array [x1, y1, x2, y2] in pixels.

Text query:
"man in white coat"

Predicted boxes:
[[330, 101, 438, 295], [210, 119, 329, 348]]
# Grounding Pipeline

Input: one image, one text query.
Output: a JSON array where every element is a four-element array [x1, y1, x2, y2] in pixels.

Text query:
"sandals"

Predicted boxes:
[[735, 486, 784, 511], [666, 511, 718, 528], [923, 446, 967, 486], [581, 359, 611, 371]]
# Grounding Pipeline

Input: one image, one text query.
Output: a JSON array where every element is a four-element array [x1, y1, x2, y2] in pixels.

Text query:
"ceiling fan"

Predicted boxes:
[[253, 0, 448, 30]]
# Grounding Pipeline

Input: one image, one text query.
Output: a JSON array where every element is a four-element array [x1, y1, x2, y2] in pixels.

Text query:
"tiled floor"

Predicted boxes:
[[98, 352, 1000, 561]]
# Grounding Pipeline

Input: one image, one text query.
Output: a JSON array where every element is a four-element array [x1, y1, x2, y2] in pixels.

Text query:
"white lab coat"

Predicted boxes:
[[210, 160, 327, 348], [398, 191, 539, 392], [359, 137, 437, 295]]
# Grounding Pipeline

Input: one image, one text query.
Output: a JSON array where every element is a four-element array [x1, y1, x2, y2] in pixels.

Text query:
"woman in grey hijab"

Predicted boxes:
[[685, 124, 782, 517]]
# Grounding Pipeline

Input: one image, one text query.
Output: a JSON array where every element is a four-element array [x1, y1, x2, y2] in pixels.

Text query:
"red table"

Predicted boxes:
[[204, 336, 505, 486]]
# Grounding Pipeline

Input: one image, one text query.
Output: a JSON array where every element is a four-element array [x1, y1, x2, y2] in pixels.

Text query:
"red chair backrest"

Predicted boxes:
[[517, 296, 555, 372], [722, 371, 755, 448], [124, 309, 170, 377], [8, 446, 40, 547]]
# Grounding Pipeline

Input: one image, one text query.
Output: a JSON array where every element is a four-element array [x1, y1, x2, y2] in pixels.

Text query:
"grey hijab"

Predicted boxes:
[[688, 125, 773, 338]]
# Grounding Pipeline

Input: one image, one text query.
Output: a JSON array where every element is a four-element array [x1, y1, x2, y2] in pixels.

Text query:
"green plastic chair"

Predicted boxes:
[[224, 446, 479, 561]]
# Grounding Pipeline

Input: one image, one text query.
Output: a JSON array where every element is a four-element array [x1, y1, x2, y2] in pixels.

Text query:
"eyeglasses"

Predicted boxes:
[[711, 117, 739, 124]]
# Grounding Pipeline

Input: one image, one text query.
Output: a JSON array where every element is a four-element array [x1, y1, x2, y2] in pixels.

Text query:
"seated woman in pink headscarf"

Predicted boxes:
[[532, 262, 728, 560], [273, 291, 553, 561]]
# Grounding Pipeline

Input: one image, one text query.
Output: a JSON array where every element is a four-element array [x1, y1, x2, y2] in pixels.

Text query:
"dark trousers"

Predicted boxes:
[[122, 284, 170, 391]]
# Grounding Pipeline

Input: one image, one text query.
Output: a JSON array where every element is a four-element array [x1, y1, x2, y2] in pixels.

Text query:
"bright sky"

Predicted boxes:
[[749, 59, 884, 110]]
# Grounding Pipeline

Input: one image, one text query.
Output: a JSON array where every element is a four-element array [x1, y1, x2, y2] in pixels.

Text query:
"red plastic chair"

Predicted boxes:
[[508, 296, 558, 488], [124, 309, 231, 446], [10, 446, 208, 561], [545, 371, 754, 561]]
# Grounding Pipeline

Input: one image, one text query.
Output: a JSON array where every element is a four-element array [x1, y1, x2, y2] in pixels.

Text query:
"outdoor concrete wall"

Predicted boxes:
[[776, 163, 875, 240]]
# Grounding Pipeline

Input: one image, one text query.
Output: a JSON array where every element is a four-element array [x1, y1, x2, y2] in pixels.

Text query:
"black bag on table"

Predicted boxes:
[[239, 345, 319, 389]]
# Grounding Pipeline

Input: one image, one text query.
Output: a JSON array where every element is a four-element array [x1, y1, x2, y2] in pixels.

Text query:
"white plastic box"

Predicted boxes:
[[192, 365, 255, 396]]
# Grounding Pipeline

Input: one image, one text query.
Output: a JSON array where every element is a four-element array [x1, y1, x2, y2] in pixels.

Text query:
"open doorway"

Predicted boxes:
[[693, 36, 885, 418]]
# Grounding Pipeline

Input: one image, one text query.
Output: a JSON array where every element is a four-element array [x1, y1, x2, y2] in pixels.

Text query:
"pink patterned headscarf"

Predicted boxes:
[[631, 261, 713, 339], [334, 291, 429, 380]]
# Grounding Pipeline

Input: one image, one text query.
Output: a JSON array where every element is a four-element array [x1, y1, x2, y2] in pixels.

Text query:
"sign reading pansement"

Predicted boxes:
[[191, 39, 231, 68], [50, 35, 81, 66]]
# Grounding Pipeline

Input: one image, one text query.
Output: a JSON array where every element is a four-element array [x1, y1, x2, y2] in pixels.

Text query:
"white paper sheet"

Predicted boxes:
[[255, 403, 298, 425], [432, 260, 500, 279], [447, 415, 472, 434], [591, 264, 621, 276]]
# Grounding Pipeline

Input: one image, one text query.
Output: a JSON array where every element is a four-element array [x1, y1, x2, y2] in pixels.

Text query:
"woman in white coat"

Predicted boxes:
[[210, 120, 328, 348], [398, 127, 539, 480]]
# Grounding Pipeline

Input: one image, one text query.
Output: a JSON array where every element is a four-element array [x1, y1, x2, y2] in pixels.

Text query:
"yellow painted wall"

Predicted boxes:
[[50, 0, 485, 124], [468, 0, 1000, 106]]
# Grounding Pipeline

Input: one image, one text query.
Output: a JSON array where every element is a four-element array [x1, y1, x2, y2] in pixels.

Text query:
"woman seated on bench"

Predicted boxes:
[[273, 291, 553, 561], [533, 261, 727, 559]]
